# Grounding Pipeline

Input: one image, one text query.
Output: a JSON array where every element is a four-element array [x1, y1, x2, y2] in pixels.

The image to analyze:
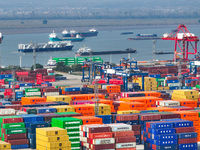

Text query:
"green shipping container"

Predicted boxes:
[[5, 128, 26, 134], [196, 85, 200, 88], [2, 122, 25, 129], [25, 88, 40, 92], [51, 117, 82, 127]]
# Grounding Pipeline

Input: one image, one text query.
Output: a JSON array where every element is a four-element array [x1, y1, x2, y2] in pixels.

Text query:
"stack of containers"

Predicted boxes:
[[143, 121, 177, 150], [0, 116, 28, 149], [70, 105, 95, 116], [27, 120, 50, 149], [156, 78, 169, 90], [134, 77, 157, 91], [21, 97, 46, 105], [81, 87, 94, 94], [25, 88, 41, 97], [87, 104, 111, 115], [4, 89, 13, 99], [164, 76, 180, 90], [36, 127, 71, 150], [47, 95, 72, 104], [36, 74, 43, 84], [163, 119, 198, 150], [64, 87, 81, 95], [132, 125, 142, 144], [15, 90, 23, 101], [51, 117, 82, 150], [43, 75, 56, 82], [0, 141, 11, 149], [50, 105, 75, 113], [171, 90, 199, 101], [80, 124, 115, 150], [105, 85, 121, 93], [19, 83, 33, 91], [113, 114, 138, 125], [132, 83, 141, 91], [43, 88, 59, 97], [108, 123, 136, 150]]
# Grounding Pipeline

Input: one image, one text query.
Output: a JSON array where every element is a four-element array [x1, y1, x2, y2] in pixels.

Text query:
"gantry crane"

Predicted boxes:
[[162, 24, 199, 61]]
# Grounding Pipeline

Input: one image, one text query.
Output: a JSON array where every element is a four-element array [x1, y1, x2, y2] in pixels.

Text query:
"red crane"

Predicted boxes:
[[162, 24, 199, 61]]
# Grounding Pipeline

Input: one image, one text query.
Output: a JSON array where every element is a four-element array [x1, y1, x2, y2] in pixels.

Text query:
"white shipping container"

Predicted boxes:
[[91, 138, 115, 145], [116, 142, 136, 149], [44, 92, 59, 96], [16, 110, 28, 115], [168, 83, 182, 87], [0, 108, 15, 115], [25, 92, 41, 96], [107, 123, 132, 132], [80, 137, 87, 143], [20, 86, 32, 90], [156, 100, 180, 107]]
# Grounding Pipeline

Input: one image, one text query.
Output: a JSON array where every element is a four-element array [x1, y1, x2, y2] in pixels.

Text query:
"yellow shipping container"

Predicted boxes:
[[117, 110, 140, 114], [49, 105, 75, 112], [173, 90, 199, 96], [36, 141, 70, 149], [87, 85, 102, 89], [137, 77, 156, 82], [36, 127, 67, 137], [0, 141, 11, 149], [172, 93, 199, 100], [37, 145, 70, 150], [47, 96, 72, 103], [144, 87, 158, 91], [86, 104, 111, 115], [36, 135, 69, 143]]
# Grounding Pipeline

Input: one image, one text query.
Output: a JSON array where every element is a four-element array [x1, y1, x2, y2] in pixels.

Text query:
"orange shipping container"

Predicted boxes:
[[106, 85, 121, 93], [21, 97, 46, 105], [67, 94, 88, 101], [73, 116, 102, 125], [87, 94, 105, 100], [70, 105, 95, 116], [118, 102, 147, 111], [139, 91, 161, 97], [172, 111, 199, 121], [173, 99, 197, 107]]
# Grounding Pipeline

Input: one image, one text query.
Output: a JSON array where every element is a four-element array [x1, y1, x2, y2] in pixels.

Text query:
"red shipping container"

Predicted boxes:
[[90, 144, 115, 150], [4, 133, 27, 141], [88, 132, 113, 139], [8, 139, 29, 145], [178, 138, 197, 144], [175, 127, 195, 133], [2, 117, 23, 124], [115, 137, 136, 143], [113, 131, 135, 137]]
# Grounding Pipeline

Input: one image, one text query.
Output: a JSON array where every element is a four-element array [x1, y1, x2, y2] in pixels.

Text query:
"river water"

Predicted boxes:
[[1, 24, 200, 67]]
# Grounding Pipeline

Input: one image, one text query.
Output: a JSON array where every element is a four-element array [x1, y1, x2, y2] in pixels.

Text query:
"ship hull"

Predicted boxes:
[[76, 49, 136, 56], [18, 46, 73, 53], [62, 37, 85, 42], [70, 31, 98, 37]]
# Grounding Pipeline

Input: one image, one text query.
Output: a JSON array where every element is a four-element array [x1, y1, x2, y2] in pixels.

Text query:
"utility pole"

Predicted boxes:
[[33, 43, 36, 70], [178, 59, 182, 89], [11, 68, 16, 102], [152, 40, 156, 61], [94, 80, 99, 115]]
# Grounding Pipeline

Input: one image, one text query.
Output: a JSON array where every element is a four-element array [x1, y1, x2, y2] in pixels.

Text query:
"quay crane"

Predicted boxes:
[[162, 24, 199, 61]]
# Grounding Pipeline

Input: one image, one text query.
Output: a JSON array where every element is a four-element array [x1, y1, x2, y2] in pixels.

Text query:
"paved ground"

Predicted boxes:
[[52, 71, 88, 87]]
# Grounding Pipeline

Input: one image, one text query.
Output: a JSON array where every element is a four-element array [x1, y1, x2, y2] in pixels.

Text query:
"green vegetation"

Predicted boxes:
[[31, 63, 43, 71], [0, 65, 23, 72], [53, 62, 82, 73]]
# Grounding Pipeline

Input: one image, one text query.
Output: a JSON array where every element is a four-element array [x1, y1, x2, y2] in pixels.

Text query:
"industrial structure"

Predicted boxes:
[[162, 24, 199, 61]]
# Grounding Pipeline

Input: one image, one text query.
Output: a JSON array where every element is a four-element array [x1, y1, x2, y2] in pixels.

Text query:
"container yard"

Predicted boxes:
[[0, 24, 200, 150]]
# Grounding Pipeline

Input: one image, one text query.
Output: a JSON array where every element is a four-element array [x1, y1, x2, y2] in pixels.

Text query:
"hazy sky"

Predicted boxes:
[[1, 0, 200, 9]]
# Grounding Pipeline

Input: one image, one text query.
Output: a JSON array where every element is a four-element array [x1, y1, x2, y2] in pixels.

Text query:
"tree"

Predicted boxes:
[[53, 62, 71, 72], [71, 64, 82, 72], [31, 63, 43, 71]]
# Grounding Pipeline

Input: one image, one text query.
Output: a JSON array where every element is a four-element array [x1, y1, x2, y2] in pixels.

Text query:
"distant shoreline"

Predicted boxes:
[[0, 18, 199, 34]]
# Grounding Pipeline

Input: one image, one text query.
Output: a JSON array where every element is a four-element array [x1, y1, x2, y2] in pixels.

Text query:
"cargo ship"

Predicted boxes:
[[49, 31, 85, 42], [62, 28, 98, 37], [18, 41, 73, 53], [154, 51, 174, 55], [75, 47, 136, 56], [136, 33, 157, 37], [120, 31, 134, 35]]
